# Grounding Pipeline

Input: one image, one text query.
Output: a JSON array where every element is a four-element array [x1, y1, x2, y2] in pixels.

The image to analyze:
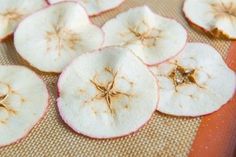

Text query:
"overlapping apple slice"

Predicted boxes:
[[150, 43, 236, 117], [0, 65, 48, 147], [14, 2, 104, 73], [102, 6, 187, 65], [183, 0, 236, 39], [79, 0, 124, 16], [0, 0, 47, 42], [47, 0, 124, 16], [57, 47, 158, 138]]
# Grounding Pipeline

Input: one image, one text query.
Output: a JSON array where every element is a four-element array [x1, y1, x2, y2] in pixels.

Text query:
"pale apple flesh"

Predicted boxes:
[[0, 65, 48, 147], [150, 43, 236, 116], [0, 0, 47, 42], [47, 0, 124, 16], [14, 2, 104, 73], [57, 47, 158, 138], [183, 0, 236, 39], [102, 6, 187, 65]]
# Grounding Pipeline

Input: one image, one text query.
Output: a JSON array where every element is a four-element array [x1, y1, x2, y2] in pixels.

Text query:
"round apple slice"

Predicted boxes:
[[57, 47, 158, 138], [150, 43, 236, 117], [102, 6, 187, 65], [183, 0, 236, 39], [14, 2, 104, 73], [47, 0, 124, 16], [0, 0, 47, 42], [0, 65, 48, 147]]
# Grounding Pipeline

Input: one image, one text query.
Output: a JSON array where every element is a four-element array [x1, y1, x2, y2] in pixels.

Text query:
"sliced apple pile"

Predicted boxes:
[[47, 0, 124, 16], [150, 43, 236, 117], [102, 6, 187, 65], [183, 0, 236, 39], [57, 47, 158, 138], [0, 0, 47, 42], [0, 65, 48, 147], [14, 2, 104, 73]]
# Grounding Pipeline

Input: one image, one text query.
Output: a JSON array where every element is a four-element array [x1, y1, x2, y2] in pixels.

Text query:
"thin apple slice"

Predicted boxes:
[[47, 0, 124, 16], [183, 0, 236, 39], [57, 47, 158, 138], [150, 43, 236, 117], [47, 0, 76, 5], [102, 6, 187, 65], [14, 2, 104, 73], [0, 0, 47, 42], [0, 65, 48, 147], [79, 0, 125, 16]]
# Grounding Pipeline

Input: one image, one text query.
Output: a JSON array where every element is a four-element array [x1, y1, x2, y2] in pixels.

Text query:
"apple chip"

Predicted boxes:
[[47, 0, 124, 16], [57, 47, 158, 138], [183, 0, 236, 39], [102, 6, 187, 65], [150, 43, 236, 116], [0, 65, 48, 147], [0, 0, 47, 41], [14, 2, 104, 73]]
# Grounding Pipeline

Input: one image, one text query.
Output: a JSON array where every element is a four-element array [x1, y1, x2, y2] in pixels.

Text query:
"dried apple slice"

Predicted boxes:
[[78, 0, 125, 16], [57, 47, 158, 138], [183, 0, 236, 39], [150, 43, 236, 117], [102, 6, 187, 65], [0, 65, 48, 147], [47, 0, 124, 16], [0, 0, 47, 42], [14, 2, 104, 73]]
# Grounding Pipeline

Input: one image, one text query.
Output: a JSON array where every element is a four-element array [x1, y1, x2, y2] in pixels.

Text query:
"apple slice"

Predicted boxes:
[[47, 0, 124, 16], [102, 6, 187, 65], [150, 43, 236, 117], [0, 0, 47, 42], [57, 47, 158, 138], [183, 0, 236, 39], [14, 2, 104, 73], [0, 65, 48, 147]]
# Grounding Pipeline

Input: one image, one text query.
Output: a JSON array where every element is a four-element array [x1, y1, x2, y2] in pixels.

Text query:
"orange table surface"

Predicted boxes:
[[189, 42, 236, 157]]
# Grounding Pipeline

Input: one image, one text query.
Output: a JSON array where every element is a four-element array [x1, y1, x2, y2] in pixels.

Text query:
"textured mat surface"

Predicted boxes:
[[0, 0, 231, 157]]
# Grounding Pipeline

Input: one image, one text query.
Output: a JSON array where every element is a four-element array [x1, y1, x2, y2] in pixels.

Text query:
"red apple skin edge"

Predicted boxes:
[[156, 88, 236, 117], [0, 65, 49, 149], [114, 36, 187, 67], [157, 95, 236, 118], [182, 3, 236, 40], [182, 2, 211, 34], [56, 46, 160, 139], [46, 0, 125, 17], [146, 39, 187, 67], [14, 1, 105, 74], [186, 18, 236, 40], [155, 42, 236, 117], [145, 12, 188, 66]]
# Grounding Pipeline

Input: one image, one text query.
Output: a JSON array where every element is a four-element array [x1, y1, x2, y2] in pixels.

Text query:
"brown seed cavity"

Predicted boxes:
[[129, 27, 161, 47], [121, 20, 162, 47], [0, 83, 24, 124], [169, 65, 196, 88], [89, 67, 133, 115], [45, 25, 80, 56]]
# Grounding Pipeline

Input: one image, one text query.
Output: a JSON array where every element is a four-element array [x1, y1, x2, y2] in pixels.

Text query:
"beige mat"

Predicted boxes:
[[0, 0, 231, 157]]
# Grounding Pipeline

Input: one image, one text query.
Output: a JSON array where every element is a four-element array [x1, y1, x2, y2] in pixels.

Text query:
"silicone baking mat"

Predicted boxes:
[[0, 0, 233, 156]]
